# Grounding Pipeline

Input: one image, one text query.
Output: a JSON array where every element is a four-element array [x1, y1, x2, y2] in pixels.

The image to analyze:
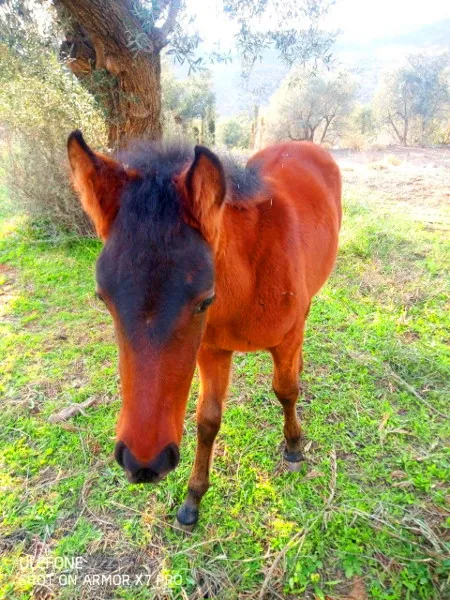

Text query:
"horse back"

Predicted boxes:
[[249, 141, 342, 297], [208, 142, 341, 352], [250, 141, 341, 226]]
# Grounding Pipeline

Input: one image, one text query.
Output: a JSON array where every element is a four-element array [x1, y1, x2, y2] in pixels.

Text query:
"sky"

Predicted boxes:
[[185, 0, 450, 48], [325, 0, 450, 44]]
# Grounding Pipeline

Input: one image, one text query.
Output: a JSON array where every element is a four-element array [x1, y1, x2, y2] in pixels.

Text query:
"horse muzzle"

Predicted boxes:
[[114, 441, 180, 484]]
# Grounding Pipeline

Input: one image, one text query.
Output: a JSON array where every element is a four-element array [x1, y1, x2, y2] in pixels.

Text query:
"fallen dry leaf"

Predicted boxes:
[[325, 577, 368, 600], [305, 470, 324, 479], [378, 412, 391, 431], [304, 440, 313, 453], [391, 470, 408, 479], [392, 480, 414, 488], [387, 428, 414, 436]]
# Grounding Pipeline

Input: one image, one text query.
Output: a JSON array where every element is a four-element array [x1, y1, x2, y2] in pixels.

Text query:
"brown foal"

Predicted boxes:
[[67, 131, 341, 528]]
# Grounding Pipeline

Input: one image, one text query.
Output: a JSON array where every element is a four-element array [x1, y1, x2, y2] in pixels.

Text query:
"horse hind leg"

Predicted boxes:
[[270, 329, 305, 471]]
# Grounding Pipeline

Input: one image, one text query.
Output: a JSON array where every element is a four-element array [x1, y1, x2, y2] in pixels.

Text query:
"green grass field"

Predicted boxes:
[[0, 181, 449, 599]]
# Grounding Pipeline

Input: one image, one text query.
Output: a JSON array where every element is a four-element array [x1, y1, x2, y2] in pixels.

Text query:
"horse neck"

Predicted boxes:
[[212, 204, 258, 297]]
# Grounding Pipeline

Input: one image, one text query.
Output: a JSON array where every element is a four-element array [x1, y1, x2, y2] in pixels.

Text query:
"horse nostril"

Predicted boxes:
[[136, 443, 180, 475], [114, 441, 126, 468], [160, 443, 180, 472], [114, 442, 180, 483]]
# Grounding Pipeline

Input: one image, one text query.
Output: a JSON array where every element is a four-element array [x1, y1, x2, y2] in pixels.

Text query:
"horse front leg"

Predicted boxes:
[[270, 325, 305, 471], [176, 346, 233, 531]]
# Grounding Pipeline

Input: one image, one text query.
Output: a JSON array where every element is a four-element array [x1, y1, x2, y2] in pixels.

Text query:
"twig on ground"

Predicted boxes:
[[323, 448, 338, 526], [48, 396, 111, 423], [346, 349, 447, 419], [387, 370, 447, 419], [340, 506, 448, 561], [326, 448, 337, 509], [258, 529, 306, 600]]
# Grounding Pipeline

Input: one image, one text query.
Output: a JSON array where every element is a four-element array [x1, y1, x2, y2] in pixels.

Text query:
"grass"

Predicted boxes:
[[0, 181, 449, 599]]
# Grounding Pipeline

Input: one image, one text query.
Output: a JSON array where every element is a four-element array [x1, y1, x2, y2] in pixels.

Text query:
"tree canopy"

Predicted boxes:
[[266, 68, 356, 145], [162, 68, 216, 143], [374, 53, 450, 146]]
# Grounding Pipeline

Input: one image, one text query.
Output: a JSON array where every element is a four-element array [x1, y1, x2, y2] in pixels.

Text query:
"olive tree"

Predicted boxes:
[[266, 68, 356, 145], [374, 53, 449, 146], [217, 114, 252, 149], [162, 69, 216, 143], [53, 0, 336, 147]]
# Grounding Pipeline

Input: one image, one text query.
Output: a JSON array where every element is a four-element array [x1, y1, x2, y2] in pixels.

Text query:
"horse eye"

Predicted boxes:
[[194, 295, 215, 314]]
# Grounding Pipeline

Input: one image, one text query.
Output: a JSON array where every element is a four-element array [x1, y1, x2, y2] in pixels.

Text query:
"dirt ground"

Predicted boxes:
[[332, 146, 450, 231]]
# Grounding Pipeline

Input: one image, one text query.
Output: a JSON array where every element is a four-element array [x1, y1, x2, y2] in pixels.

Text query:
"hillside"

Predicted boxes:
[[172, 18, 450, 116]]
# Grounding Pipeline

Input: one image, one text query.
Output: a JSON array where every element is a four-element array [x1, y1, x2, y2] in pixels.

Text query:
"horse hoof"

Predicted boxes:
[[174, 518, 195, 533], [286, 460, 303, 472], [175, 503, 198, 533], [284, 448, 305, 464]]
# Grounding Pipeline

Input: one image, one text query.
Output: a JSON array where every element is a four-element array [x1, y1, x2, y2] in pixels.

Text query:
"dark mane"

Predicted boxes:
[[220, 154, 267, 206], [118, 141, 192, 181], [117, 140, 267, 208]]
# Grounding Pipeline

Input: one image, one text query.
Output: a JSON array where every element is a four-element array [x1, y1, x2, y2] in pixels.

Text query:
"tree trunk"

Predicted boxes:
[[308, 125, 317, 142], [55, 0, 179, 148], [387, 114, 406, 146], [59, 23, 123, 147], [402, 119, 409, 147], [107, 51, 161, 147], [320, 113, 336, 145]]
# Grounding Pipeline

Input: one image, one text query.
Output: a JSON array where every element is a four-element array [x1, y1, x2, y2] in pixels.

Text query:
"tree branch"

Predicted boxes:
[[151, 0, 170, 23], [56, 0, 156, 58], [387, 112, 404, 145], [155, 0, 181, 48], [320, 109, 337, 144]]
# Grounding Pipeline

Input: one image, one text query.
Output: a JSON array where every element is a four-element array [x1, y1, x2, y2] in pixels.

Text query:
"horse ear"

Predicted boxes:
[[184, 145, 226, 244], [67, 130, 138, 240]]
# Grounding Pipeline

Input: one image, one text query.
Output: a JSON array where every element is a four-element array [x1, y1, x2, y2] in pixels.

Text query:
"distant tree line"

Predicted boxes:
[[0, 0, 449, 240], [260, 52, 449, 149], [216, 52, 449, 150], [0, 0, 335, 236]]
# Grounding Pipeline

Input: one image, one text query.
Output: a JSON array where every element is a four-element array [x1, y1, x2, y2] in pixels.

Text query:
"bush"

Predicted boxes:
[[161, 67, 216, 145], [0, 33, 107, 236], [341, 105, 377, 150], [341, 132, 367, 151], [430, 119, 450, 145], [216, 115, 252, 150]]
